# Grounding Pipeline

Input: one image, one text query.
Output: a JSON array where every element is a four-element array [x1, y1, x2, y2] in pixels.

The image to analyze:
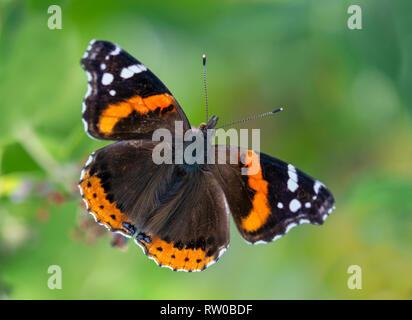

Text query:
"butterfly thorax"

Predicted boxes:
[[176, 116, 218, 172]]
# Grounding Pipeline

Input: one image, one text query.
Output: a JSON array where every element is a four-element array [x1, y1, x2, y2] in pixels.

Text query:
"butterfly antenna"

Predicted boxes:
[[216, 107, 284, 129], [202, 54, 209, 122]]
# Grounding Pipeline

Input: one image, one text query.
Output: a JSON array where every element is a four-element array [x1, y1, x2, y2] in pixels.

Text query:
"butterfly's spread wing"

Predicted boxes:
[[79, 141, 229, 272], [81, 40, 190, 140], [211, 146, 335, 244]]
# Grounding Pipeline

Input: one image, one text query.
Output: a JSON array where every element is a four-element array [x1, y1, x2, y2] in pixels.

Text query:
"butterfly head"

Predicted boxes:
[[199, 114, 218, 131]]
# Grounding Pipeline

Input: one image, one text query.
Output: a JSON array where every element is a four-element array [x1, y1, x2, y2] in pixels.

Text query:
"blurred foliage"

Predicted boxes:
[[0, 0, 411, 299]]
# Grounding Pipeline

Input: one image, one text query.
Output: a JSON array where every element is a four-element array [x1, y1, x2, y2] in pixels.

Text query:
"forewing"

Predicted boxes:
[[81, 40, 190, 140]]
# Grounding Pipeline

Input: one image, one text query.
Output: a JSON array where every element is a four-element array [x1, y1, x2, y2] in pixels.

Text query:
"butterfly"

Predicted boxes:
[[79, 40, 335, 272]]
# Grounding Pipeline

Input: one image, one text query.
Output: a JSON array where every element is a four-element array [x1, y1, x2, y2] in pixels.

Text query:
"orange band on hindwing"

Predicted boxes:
[[79, 169, 134, 236], [136, 235, 217, 272], [98, 93, 176, 135], [240, 150, 271, 232]]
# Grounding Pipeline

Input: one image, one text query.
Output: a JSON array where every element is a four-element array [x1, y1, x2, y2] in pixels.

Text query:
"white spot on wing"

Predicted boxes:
[[287, 164, 299, 192], [277, 202, 284, 209], [82, 118, 88, 132], [148, 255, 159, 266], [109, 90, 116, 96], [163, 265, 174, 271], [84, 71, 93, 100], [85, 83, 92, 99], [110, 45, 121, 56], [85, 153, 95, 167], [314, 180, 323, 194], [120, 64, 147, 79], [88, 39, 96, 49], [289, 199, 301, 213], [134, 240, 146, 254], [83, 39, 96, 59], [272, 235, 282, 242], [128, 64, 144, 73], [288, 164, 296, 175], [285, 222, 298, 234], [287, 179, 299, 192], [128, 65, 139, 73], [120, 67, 134, 79], [101, 73, 114, 85], [254, 240, 267, 245], [206, 260, 216, 268], [321, 205, 336, 222], [218, 246, 227, 259]]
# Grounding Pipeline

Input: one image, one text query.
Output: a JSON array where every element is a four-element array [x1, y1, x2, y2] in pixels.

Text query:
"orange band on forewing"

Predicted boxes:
[[138, 236, 215, 271], [80, 170, 133, 236], [240, 150, 271, 232], [98, 103, 134, 134], [143, 94, 175, 111], [98, 93, 176, 135]]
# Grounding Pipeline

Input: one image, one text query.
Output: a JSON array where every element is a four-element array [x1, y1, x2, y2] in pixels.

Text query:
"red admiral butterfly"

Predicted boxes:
[[79, 40, 335, 272]]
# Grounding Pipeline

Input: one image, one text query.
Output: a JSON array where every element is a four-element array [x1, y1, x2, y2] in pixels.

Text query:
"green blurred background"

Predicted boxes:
[[0, 0, 411, 300]]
